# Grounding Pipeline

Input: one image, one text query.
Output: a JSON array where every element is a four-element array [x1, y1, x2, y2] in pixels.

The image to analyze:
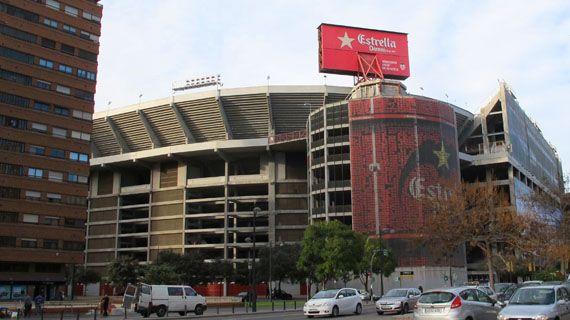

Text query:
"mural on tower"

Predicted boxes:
[[348, 96, 460, 258]]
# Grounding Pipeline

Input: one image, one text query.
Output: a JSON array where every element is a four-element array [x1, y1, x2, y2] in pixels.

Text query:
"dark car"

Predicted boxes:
[[272, 289, 292, 300], [496, 284, 520, 302], [237, 291, 251, 302]]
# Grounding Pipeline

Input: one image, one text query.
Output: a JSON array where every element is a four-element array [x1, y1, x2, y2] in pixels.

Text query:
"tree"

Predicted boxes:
[[297, 221, 365, 289], [356, 236, 397, 293], [144, 264, 180, 284], [257, 244, 301, 290], [422, 181, 539, 289], [107, 256, 145, 288]]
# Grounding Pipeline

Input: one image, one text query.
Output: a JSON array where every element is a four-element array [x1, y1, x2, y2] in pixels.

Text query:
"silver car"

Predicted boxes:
[[376, 288, 421, 315], [498, 285, 570, 320], [413, 286, 501, 320]]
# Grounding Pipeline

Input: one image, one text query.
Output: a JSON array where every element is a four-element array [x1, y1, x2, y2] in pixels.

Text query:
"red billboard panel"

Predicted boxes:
[[318, 23, 410, 80]]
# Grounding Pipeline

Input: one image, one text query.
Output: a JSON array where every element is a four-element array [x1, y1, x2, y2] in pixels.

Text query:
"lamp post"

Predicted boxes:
[[252, 206, 261, 312]]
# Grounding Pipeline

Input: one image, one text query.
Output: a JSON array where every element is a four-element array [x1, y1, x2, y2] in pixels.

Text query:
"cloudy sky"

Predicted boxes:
[[95, 0, 570, 173]]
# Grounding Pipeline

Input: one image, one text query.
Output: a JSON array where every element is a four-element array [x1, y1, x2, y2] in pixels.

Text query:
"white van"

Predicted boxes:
[[125, 284, 207, 317]]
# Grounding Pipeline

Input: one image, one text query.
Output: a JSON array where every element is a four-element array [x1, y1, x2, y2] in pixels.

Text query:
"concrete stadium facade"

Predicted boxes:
[[87, 80, 563, 292]]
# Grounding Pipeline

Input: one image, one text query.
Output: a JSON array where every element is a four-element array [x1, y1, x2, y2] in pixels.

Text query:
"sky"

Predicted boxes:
[[95, 0, 570, 174]]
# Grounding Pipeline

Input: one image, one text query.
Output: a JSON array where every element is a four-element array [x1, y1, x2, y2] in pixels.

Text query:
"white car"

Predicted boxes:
[[498, 285, 570, 320], [303, 288, 362, 318], [126, 283, 207, 317]]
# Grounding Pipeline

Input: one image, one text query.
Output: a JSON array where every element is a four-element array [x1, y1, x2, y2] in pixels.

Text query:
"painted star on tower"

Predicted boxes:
[[337, 32, 354, 49], [433, 142, 450, 169]]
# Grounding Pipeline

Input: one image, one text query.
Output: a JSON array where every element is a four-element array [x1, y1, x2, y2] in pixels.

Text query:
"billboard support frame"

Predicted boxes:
[[356, 53, 384, 84]]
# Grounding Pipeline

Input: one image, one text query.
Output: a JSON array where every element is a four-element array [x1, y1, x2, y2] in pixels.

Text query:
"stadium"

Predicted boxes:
[[86, 77, 563, 294]]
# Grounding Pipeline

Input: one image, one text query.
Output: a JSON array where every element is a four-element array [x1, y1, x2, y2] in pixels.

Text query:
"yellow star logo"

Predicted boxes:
[[337, 32, 354, 49], [433, 142, 450, 169]]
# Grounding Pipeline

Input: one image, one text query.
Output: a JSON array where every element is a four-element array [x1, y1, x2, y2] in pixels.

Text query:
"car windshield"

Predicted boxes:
[[385, 289, 409, 297], [312, 290, 338, 299], [509, 288, 555, 305], [418, 292, 455, 304]]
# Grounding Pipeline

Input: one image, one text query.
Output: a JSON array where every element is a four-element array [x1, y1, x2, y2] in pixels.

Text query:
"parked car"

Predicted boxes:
[[375, 288, 421, 315], [357, 289, 371, 301], [498, 285, 570, 320], [496, 284, 521, 302], [272, 289, 293, 300], [494, 282, 516, 294], [522, 280, 544, 286], [237, 291, 251, 302], [303, 288, 362, 318], [413, 286, 502, 320], [125, 283, 207, 317]]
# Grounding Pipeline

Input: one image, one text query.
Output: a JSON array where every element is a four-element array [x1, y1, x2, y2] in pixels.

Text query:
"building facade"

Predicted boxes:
[[0, 0, 102, 300], [87, 81, 563, 292]]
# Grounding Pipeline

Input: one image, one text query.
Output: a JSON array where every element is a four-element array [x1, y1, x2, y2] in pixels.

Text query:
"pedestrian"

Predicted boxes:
[[33, 293, 45, 315], [418, 285, 423, 293], [100, 294, 110, 317], [23, 294, 32, 318]]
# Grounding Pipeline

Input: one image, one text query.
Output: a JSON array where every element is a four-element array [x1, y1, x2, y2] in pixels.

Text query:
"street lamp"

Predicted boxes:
[[251, 206, 261, 312], [369, 249, 388, 299]]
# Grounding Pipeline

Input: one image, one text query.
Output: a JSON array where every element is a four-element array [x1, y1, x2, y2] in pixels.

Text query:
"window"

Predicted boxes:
[[0, 69, 32, 85], [29, 145, 45, 155], [43, 216, 60, 226], [56, 85, 71, 95], [64, 5, 78, 16], [64, 218, 84, 228], [43, 239, 58, 249], [0, 138, 25, 153], [63, 24, 76, 34], [31, 122, 47, 133], [70, 152, 88, 162], [39, 58, 54, 69], [0, 163, 23, 176], [78, 49, 97, 62], [0, 46, 35, 64], [21, 239, 37, 248], [36, 80, 51, 90], [0, 212, 17, 223], [63, 241, 84, 251], [63, 195, 86, 206], [184, 287, 196, 297], [48, 171, 63, 182], [54, 106, 70, 116], [0, 236, 16, 247], [27, 167, 43, 178], [74, 89, 94, 101], [0, 186, 20, 199], [0, 91, 30, 108], [1, 3, 39, 23], [71, 131, 90, 141], [43, 18, 58, 28], [82, 11, 100, 23], [0, 25, 37, 43], [72, 110, 92, 120], [167, 287, 183, 296], [46, 0, 60, 10], [68, 173, 88, 184], [77, 69, 96, 81], [40, 38, 56, 49], [34, 101, 50, 112], [0, 115, 27, 129], [50, 149, 65, 158], [52, 127, 67, 138], [60, 44, 75, 55], [47, 193, 62, 202], [58, 64, 72, 74], [22, 214, 39, 223]]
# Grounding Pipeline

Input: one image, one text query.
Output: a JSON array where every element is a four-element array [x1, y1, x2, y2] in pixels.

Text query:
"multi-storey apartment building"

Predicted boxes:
[[0, 0, 102, 300]]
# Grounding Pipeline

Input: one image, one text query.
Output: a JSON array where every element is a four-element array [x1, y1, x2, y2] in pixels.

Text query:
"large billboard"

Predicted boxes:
[[318, 23, 410, 80]]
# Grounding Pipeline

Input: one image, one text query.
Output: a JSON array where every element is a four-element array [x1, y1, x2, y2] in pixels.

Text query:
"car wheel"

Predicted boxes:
[[156, 305, 167, 318], [401, 303, 408, 314], [141, 311, 149, 318], [377, 311, 383, 315], [332, 306, 339, 317], [194, 304, 204, 315], [355, 303, 362, 314]]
